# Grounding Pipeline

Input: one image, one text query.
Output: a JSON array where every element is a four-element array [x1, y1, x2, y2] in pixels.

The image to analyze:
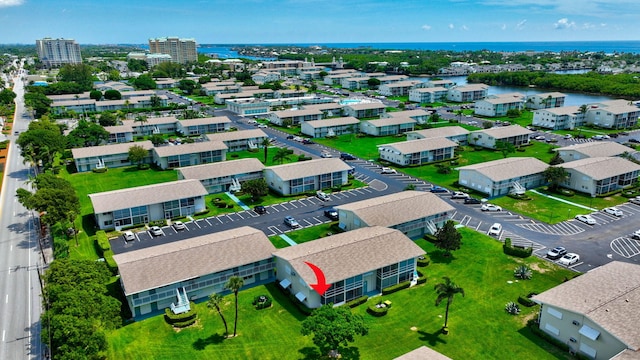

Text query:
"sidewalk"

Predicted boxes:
[[529, 189, 597, 211]]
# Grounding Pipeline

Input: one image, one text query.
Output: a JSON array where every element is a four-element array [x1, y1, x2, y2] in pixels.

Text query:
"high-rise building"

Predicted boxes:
[[148, 37, 197, 64], [35, 38, 82, 68]]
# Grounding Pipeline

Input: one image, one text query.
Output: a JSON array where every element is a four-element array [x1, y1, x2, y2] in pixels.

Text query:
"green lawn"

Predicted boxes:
[[106, 228, 576, 360], [490, 191, 586, 224]]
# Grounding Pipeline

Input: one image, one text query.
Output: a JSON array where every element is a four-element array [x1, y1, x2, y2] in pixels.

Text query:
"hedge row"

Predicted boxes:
[[417, 255, 430, 267], [164, 304, 198, 327], [518, 296, 537, 307], [276, 286, 313, 316], [343, 295, 368, 308], [366, 305, 388, 317], [103, 250, 118, 274], [96, 230, 110, 255], [503, 238, 533, 258], [382, 280, 411, 295]]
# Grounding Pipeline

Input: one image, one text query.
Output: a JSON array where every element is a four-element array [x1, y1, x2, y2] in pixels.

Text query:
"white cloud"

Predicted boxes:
[[0, 0, 24, 7], [479, 0, 640, 19], [421, 24, 432, 31], [448, 23, 455, 29], [554, 18, 575, 29], [501, 24, 507, 30], [516, 19, 527, 30], [461, 25, 469, 31]]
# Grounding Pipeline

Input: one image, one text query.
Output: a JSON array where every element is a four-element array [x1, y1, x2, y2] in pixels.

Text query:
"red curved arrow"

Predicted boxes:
[[304, 261, 331, 296]]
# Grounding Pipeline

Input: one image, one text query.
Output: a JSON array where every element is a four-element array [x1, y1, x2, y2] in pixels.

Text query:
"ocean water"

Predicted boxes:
[[198, 41, 640, 57]]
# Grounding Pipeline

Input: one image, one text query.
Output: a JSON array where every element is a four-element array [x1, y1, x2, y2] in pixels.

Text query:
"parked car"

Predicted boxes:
[[609, 133, 619, 138], [123, 230, 135, 242], [320, 152, 333, 158], [534, 135, 545, 141], [632, 230, 640, 240], [149, 226, 163, 236], [464, 197, 482, 205], [340, 153, 356, 160], [284, 216, 301, 228], [563, 134, 573, 139], [451, 191, 470, 199], [488, 223, 502, 236], [630, 196, 640, 205], [430, 186, 449, 194], [603, 207, 623, 217], [254, 205, 266, 215], [629, 138, 640, 143], [481, 203, 502, 212], [618, 131, 630, 136], [257, 124, 268, 128], [558, 253, 580, 266], [302, 139, 314, 144], [286, 135, 295, 140], [316, 191, 330, 201], [546, 246, 567, 260], [591, 134, 604, 140], [575, 214, 596, 225], [173, 221, 186, 231], [380, 167, 397, 174], [324, 208, 339, 221]]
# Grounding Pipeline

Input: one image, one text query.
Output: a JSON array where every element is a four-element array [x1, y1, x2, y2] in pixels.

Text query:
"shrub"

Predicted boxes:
[[149, 219, 167, 227], [96, 230, 110, 256], [417, 255, 430, 267], [103, 250, 118, 274], [518, 295, 537, 307], [138, 163, 150, 170], [366, 304, 389, 317], [514, 265, 533, 280], [252, 295, 272, 310], [505, 301, 520, 315], [344, 296, 368, 308], [503, 238, 533, 258], [92, 167, 108, 173], [215, 201, 228, 208], [382, 281, 411, 295], [230, 153, 240, 158], [164, 304, 198, 327]]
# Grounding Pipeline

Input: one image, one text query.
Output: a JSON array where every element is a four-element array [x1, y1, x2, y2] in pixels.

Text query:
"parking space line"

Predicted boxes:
[[236, 212, 245, 220], [302, 219, 314, 227], [280, 203, 289, 210], [267, 225, 282, 235], [215, 217, 223, 224], [288, 201, 299, 209]]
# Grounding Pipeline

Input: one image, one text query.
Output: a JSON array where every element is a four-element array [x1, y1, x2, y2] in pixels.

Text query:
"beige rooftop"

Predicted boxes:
[[274, 226, 424, 285], [379, 137, 458, 154], [408, 126, 470, 139], [178, 116, 232, 126], [271, 108, 323, 118], [206, 129, 268, 142], [471, 124, 533, 138], [556, 141, 634, 158], [114, 226, 275, 295], [152, 141, 227, 157], [394, 346, 452, 360], [533, 261, 640, 350], [457, 157, 549, 182], [336, 191, 454, 228], [560, 157, 640, 180], [303, 117, 360, 128], [89, 179, 208, 214], [267, 158, 352, 181], [345, 102, 387, 110], [363, 117, 417, 127], [177, 158, 265, 180], [72, 140, 153, 159], [386, 109, 430, 118]]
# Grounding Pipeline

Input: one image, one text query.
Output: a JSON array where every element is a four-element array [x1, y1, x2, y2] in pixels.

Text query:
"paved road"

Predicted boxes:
[[0, 70, 44, 359]]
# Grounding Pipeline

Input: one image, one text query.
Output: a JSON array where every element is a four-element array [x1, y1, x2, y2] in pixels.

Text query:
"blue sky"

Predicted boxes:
[[1, 0, 638, 44]]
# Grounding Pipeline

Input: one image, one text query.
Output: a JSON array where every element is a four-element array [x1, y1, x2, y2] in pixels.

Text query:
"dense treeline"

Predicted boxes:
[[468, 71, 640, 99], [41, 259, 122, 360]]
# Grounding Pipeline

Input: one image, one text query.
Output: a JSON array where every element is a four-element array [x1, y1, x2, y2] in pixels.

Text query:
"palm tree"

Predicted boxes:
[[207, 293, 228, 337], [272, 148, 292, 165], [260, 137, 271, 163], [225, 276, 244, 337], [434, 277, 465, 332]]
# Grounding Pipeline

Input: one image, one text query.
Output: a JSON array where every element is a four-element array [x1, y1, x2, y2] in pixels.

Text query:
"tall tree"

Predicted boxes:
[[434, 277, 465, 332], [433, 220, 462, 257], [301, 304, 369, 358], [495, 140, 515, 158], [543, 166, 569, 191], [260, 137, 271, 163], [98, 111, 117, 127], [128, 145, 149, 168], [17, 119, 66, 171], [225, 276, 244, 337], [207, 293, 228, 337], [242, 178, 269, 202], [66, 119, 109, 148], [272, 148, 293, 164]]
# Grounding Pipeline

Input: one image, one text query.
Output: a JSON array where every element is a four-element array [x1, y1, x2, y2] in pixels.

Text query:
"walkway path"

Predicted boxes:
[[529, 189, 597, 211], [226, 191, 250, 210], [279, 234, 297, 246]]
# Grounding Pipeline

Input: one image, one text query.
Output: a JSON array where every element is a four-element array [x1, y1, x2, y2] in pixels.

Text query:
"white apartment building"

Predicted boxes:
[[36, 38, 82, 68]]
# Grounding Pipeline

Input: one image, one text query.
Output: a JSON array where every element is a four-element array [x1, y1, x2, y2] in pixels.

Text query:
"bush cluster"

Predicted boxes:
[[92, 167, 108, 173], [252, 295, 272, 310], [164, 305, 197, 328], [276, 285, 313, 315], [518, 296, 537, 307], [95, 230, 117, 274], [343, 296, 368, 308], [526, 319, 590, 359], [366, 304, 388, 317], [149, 219, 167, 227], [503, 238, 533, 258], [381, 280, 411, 295], [417, 255, 430, 267]]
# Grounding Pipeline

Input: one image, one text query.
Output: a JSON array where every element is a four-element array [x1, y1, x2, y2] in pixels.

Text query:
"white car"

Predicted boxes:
[[591, 134, 604, 140], [563, 134, 573, 139], [630, 196, 640, 205], [488, 223, 502, 236], [603, 207, 623, 217], [149, 226, 163, 236], [451, 191, 470, 199], [173, 221, 186, 231], [575, 214, 596, 225], [320, 152, 333, 158], [123, 231, 135, 242], [381, 167, 397, 174], [257, 124, 268, 128], [558, 253, 580, 266], [316, 191, 330, 201], [631, 230, 640, 240], [481, 203, 502, 212]]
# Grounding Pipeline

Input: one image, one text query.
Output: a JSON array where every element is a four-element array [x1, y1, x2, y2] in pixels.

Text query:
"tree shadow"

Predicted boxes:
[[81, 214, 97, 237], [192, 333, 225, 351], [428, 250, 456, 264], [417, 328, 448, 347]]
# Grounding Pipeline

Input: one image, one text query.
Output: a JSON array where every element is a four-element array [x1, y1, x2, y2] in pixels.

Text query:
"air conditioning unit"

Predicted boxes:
[[569, 337, 577, 343], [572, 320, 580, 326]]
